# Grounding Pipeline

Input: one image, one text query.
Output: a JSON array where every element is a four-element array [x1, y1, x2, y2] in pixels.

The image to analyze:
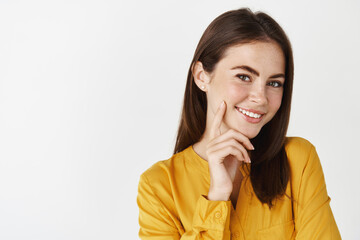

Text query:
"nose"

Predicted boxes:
[[248, 82, 267, 105]]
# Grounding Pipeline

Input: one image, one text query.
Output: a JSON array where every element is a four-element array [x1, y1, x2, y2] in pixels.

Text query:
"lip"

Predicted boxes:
[[235, 106, 265, 124]]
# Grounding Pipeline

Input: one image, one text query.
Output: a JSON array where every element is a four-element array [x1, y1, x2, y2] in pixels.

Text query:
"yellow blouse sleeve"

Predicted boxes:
[[293, 144, 341, 239], [137, 173, 232, 239]]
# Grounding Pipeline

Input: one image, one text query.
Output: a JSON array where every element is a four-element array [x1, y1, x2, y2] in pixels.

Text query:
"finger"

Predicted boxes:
[[209, 101, 226, 139], [208, 144, 247, 164], [209, 128, 254, 151], [210, 138, 251, 163]]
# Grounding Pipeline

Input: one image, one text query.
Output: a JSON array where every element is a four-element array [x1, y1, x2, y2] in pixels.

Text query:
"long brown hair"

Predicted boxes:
[[174, 8, 294, 208]]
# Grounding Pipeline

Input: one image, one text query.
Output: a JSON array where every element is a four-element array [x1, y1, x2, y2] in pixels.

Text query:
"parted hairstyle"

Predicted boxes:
[[174, 8, 294, 208]]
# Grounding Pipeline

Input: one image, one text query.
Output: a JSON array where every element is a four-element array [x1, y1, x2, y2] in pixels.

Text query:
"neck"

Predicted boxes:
[[192, 134, 208, 161]]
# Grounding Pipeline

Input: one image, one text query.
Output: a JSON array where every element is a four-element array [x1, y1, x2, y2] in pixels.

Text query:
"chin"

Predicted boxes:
[[234, 126, 261, 139], [243, 131, 260, 140]]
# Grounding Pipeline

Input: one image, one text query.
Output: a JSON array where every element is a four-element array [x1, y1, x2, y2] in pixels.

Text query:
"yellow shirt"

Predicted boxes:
[[137, 137, 341, 239]]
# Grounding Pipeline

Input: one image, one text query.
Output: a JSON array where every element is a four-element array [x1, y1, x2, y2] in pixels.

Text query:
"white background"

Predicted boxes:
[[0, 0, 359, 239]]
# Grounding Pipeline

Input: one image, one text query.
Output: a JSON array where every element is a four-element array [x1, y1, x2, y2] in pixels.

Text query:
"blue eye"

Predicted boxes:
[[268, 81, 283, 88], [236, 74, 251, 82]]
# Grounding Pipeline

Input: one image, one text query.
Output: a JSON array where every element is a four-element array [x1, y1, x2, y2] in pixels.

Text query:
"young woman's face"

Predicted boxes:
[[203, 41, 285, 139]]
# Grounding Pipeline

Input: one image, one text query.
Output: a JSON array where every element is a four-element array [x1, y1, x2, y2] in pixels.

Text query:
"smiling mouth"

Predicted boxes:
[[235, 107, 264, 119]]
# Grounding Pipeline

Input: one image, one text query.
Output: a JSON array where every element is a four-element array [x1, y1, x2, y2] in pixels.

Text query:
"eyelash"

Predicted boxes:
[[236, 74, 283, 88], [268, 81, 283, 88], [236, 74, 251, 82]]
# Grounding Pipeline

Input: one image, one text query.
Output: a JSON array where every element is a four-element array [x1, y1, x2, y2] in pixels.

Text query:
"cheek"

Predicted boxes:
[[268, 92, 283, 113], [226, 84, 247, 103], [207, 81, 230, 112]]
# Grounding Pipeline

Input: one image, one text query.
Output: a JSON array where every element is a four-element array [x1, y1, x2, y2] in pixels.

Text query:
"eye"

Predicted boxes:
[[268, 81, 283, 88], [236, 74, 251, 82]]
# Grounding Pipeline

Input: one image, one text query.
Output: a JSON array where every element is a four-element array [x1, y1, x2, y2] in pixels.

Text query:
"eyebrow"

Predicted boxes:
[[230, 65, 285, 79]]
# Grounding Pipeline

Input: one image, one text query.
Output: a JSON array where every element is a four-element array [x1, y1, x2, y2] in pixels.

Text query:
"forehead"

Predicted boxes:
[[217, 41, 285, 74]]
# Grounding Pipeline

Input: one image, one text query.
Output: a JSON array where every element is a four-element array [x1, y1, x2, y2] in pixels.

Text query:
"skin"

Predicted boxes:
[[192, 41, 286, 205]]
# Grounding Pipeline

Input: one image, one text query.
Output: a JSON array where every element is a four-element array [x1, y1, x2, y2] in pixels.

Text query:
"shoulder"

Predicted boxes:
[[137, 151, 190, 227], [284, 136, 319, 174], [285, 136, 315, 154], [284, 137, 324, 190], [137, 148, 194, 216], [139, 149, 188, 193], [285, 137, 316, 162]]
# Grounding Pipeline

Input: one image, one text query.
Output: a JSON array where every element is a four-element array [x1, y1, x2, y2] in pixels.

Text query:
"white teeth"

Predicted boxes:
[[237, 107, 262, 119]]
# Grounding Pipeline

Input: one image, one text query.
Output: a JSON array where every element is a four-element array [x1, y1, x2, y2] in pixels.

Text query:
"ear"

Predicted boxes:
[[192, 61, 211, 92]]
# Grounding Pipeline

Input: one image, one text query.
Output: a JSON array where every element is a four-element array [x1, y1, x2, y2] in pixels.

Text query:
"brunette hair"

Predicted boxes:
[[173, 8, 294, 208]]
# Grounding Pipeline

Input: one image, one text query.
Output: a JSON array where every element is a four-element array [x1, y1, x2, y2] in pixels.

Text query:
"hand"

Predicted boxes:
[[206, 101, 254, 201]]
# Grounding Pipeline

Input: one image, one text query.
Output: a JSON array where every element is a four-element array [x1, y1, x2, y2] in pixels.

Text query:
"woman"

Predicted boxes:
[[137, 8, 341, 239]]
